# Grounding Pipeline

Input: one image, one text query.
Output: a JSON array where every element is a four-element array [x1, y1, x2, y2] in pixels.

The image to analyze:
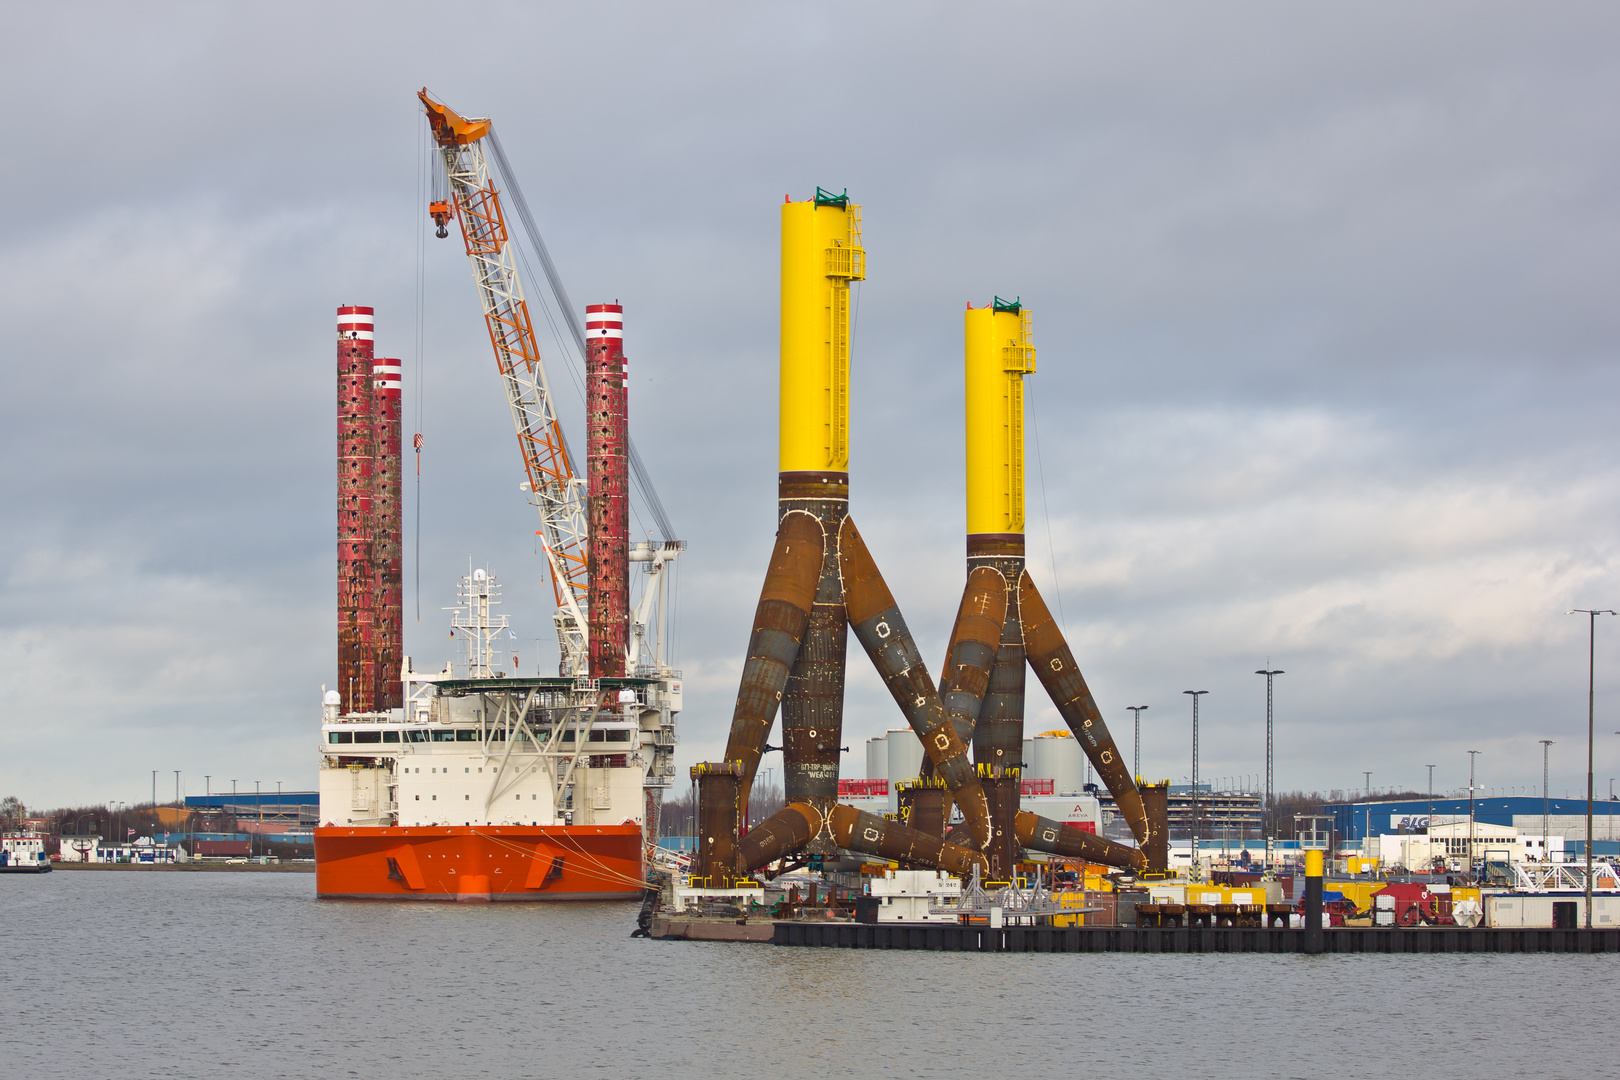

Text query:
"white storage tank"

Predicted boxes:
[[866, 735, 888, 785], [1030, 732, 1086, 795], [885, 728, 924, 785]]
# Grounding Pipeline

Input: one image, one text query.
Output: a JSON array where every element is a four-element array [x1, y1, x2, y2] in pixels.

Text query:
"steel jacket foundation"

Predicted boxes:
[[940, 300, 1157, 877], [694, 190, 991, 885]]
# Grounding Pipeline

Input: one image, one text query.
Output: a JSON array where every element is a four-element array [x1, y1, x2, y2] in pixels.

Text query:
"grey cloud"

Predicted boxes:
[[3, 2, 1619, 807]]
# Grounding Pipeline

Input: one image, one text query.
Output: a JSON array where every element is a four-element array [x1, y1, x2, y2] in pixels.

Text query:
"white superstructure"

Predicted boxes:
[[1, 833, 50, 872], [869, 869, 963, 922], [319, 565, 680, 831]]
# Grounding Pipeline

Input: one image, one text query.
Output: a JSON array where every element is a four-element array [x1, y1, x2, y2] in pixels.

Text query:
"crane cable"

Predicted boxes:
[[1029, 393, 1068, 635], [486, 127, 678, 544], [413, 110, 429, 622]]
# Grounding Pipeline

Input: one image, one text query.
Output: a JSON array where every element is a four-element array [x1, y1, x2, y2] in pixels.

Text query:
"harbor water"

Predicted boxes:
[[4, 871, 1615, 1079]]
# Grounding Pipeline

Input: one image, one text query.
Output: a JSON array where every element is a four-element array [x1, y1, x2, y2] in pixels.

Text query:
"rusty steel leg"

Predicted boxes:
[[975, 599, 1025, 878], [1020, 573, 1153, 851], [691, 762, 744, 887], [981, 776, 1022, 881], [829, 805, 989, 878], [969, 541, 1026, 779], [898, 778, 950, 838], [738, 803, 822, 872], [964, 538, 1026, 880], [921, 566, 1005, 799], [840, 517, 991, 849], [722, 511, 824, 808], [940, 566, 1008, 745], [776, 472, 849, 852], [1014, 810, 1147, 873], [1140, 781, 1170, 873]]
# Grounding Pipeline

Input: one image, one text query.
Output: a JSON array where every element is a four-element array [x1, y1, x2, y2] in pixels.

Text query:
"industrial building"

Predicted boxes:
[[185, 792, 318, 824], [1368, 820, 1563, 871], [1326, 795, 1620, 844], [1096, 785, 1264, 842]]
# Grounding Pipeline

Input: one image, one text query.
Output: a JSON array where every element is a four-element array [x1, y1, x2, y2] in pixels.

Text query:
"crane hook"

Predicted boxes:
[[429, 199, 451, 239]]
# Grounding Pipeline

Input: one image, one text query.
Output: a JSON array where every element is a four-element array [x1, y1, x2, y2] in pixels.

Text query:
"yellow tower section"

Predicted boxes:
[[964, 299, 1035, 537], [780, 188, 865, 475]]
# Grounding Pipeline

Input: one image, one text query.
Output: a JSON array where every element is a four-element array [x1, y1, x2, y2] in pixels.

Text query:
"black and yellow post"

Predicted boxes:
[[1303, 848, 1325, 954]]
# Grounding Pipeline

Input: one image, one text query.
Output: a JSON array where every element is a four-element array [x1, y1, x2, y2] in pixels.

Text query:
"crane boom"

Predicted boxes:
[[419, 89, 590, 674]]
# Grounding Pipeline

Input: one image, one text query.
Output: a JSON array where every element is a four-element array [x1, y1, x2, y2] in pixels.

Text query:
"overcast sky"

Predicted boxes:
[[3, 2, 1619, 810]]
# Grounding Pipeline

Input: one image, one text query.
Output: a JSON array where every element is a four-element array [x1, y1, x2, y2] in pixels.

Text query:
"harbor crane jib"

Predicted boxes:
[[419, 88, 592, 674]]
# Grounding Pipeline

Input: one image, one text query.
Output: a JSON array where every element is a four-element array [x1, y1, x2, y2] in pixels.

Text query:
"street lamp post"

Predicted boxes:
[[1363, 771, 1373, 869], [1184, 690, 1208, 882], [1127, 706, 1148, 781], [1425, 761, 1438, 867], [1467, 750, 1480, 878], [1540, 740, 1554, 864], [1566, 608, 1614, 928]]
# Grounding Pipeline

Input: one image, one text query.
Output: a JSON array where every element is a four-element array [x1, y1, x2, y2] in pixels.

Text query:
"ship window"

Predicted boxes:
[[561, 731, 575, 742], [406, 730, 429, 743], [607, 730, 631, 743], [465, 795, 470, 800], [382, 731, 399, 743], [415, 796, 420, 801], [355, 731, 381, 744], [432, 795, 436, 801], [589, 730, 606, 742], [431, 731, 455, 742], [464, 768, 470, 773], [329, 732, 352, 744], [455, 730, 477, 742]]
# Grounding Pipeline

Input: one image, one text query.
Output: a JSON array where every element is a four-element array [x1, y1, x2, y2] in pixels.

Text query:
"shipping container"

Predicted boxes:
[[1486, 893, 1620, 928]]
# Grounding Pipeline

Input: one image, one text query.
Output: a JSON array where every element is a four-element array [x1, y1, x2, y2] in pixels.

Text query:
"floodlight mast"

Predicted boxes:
[[1566, 608, 1615, 929], [1256, 669, 1283, 871]]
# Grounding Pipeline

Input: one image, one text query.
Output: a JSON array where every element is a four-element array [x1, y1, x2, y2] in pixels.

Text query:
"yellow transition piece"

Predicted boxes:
[[779, 196, 864, 473], [964, 304, 1035, 536]]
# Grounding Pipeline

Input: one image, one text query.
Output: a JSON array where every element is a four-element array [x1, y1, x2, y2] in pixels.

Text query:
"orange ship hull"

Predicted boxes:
[[315, 824, 644, 901]]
